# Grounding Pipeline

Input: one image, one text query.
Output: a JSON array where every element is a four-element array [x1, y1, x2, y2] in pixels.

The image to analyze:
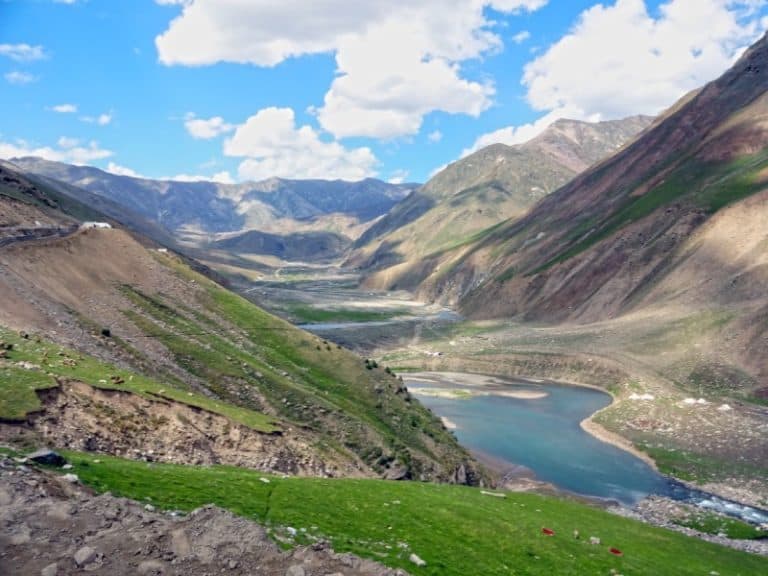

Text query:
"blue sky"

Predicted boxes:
[[1, 0, 766, 184]]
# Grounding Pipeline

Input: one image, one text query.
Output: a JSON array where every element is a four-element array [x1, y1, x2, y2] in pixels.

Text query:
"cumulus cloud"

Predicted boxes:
[[5, 71, 37, 85], [523, 0, 764, 118], [223, 107, 378, 181], [106, 162, 144, 178], [165, 170, 234, 184], [184, 114, 234, 139], [81, 112, 113, 126], [512, 30, 531, 44], [388, 169, 410, 184], [467, 0, 766, 155], [51, 103, 78, 113], [0, 138, 113, 165], [155, 0, 548, 139], [428, 130, 443, 143], [0, 43, 47, 62]]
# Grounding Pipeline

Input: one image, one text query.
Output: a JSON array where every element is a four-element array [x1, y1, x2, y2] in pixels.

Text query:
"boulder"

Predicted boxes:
[[74, 546, 97, 567], [27, 450, 67, 468]]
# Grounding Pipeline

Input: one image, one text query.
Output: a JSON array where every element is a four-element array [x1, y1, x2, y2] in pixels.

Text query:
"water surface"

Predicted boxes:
[[406, 373, 669, 505]]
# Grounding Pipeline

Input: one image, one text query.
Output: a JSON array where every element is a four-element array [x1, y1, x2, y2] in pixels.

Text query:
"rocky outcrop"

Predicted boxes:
[[0, 458, 408, 575]]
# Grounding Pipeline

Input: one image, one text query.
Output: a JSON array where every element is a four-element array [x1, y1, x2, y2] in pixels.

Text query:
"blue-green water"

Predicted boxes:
[[407, 375, 668, 505], [406, 374, 768, 525]]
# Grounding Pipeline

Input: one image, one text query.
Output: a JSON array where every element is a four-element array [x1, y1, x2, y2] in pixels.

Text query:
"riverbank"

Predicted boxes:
[[580, 409, 659, 471]]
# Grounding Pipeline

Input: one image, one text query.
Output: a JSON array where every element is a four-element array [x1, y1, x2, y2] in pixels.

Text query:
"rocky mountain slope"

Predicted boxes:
[[415, 32, 768, 399], [349, 116, 652, 290], [0, 167, 478, 484], [11, 158, 416, 261]]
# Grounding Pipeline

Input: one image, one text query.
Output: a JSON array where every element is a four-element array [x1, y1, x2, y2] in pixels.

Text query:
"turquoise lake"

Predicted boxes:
[[404, 373, 675, 506]]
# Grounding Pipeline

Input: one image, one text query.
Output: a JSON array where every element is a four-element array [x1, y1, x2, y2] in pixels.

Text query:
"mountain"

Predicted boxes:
[[417, 32, 768, 395], [348, 115, 652, 290], [0, 160, 478, 483], [11, 158, 417, 261]]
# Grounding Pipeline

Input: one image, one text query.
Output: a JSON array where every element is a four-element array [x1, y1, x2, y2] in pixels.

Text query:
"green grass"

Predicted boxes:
[[0, 364, 58, 420], [120, 255, 468, 476], [58, 452, 768, 576], [285, 304, 407, 324], [0, 327, 279, 433], [674, 512, 766, 541], [639, 443, 767, 485]]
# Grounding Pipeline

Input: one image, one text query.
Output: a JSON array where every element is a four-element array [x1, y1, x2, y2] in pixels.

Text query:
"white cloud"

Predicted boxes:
[[5, 71, 37, 85], [165, 170, 234, 184], [81, 112, 113, 126], [155, 1, 548, 139], [388, 169, 410, 184], [524, 0, 765, 119], [0, 138, 112, 165], [0, 43, 47, 62], [184, 114, 234, 139], [224, 107, 378, 181], [512, 30, 531, 44], [466, 0, 766, 157], [106, 162, 143, 178], [57, 136, 80, 149], [51, 103, 78, 114], [428, 130, 443, 143]]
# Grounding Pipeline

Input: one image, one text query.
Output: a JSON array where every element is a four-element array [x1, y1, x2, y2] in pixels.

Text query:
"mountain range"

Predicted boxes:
[[348, 116, 653, 289], [11, 158, 417, 262]]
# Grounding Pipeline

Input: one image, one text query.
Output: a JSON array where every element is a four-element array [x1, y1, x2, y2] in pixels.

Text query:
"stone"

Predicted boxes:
[[409, 553, 427, 567], [40, 563, 58, 576], [286, 566, 306, 576], [138, 560, 165, 575], [589, 536, 601, 545], [62, 473, 79, 483], [74, 546, 97, 566], [27, 449, 67, 467], [171, 529, 191, 557]]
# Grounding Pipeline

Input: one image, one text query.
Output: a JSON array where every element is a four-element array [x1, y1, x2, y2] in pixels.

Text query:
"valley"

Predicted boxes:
[[3, 17, 768, 574]]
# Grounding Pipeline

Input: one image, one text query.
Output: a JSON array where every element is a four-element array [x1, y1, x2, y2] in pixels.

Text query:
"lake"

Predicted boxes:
[[404, 372, 768, 523]]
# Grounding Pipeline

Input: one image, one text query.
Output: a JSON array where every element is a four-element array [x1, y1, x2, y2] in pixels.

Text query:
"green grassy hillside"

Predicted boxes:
[[53, 452, 768, 576]]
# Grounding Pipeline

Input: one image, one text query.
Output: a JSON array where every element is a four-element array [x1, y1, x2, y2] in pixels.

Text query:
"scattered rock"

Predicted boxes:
[[138, 560, 165, 575], [409, 553, 427, 567], [62, 473, 79, 483], [27, 449, 67, 468], [74, 545, 97, 566], [286, 566, 306, 576], [40, 563, 58, 576]]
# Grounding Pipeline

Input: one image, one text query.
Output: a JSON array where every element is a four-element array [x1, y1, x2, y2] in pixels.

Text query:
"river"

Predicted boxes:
[[403, 371, 768, 524]]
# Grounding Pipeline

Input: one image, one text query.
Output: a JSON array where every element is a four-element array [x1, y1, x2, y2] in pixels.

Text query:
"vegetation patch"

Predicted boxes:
[[0, 327, 279, 433], [285, 304, 408, 324], [57, 452, 768, 576], [674, 512, 767, 541]]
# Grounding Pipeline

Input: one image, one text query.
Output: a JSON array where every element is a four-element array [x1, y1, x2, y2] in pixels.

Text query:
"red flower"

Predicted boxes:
[[541, 528, 555, 536], [609, 548, 623, 556]]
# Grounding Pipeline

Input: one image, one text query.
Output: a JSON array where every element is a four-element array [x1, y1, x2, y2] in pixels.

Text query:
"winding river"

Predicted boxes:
[[404, 372, 768, 524]]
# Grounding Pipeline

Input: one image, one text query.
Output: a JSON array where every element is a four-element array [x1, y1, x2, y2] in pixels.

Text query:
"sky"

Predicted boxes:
[[0, 0, 767, 185]]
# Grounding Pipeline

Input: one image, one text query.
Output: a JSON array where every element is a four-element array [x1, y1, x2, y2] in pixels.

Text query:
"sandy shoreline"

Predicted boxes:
[[440, 416, 457, 430], [580, 414, 658, 470], [409, 386, 548, 400]]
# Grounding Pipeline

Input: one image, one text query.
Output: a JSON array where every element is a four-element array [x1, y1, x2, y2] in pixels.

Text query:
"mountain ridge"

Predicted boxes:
[[348, 115, 653, 291]]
